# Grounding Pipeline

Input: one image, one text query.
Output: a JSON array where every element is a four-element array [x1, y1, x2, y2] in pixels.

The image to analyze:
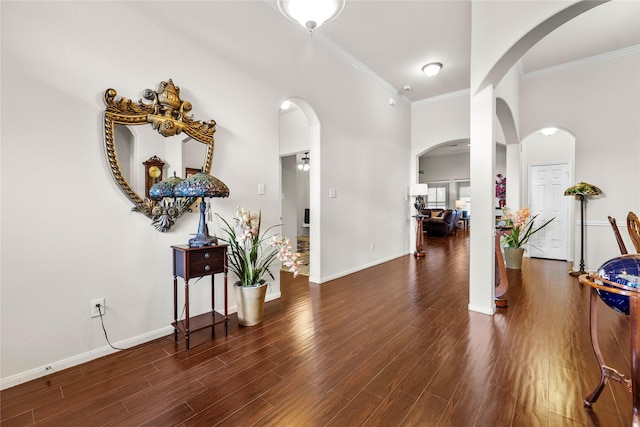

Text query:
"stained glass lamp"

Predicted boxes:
[[148, 173, 189, 232], [149, 172, 183, 200], [173, 172, 230, 247], [565, 182, 602, 276]]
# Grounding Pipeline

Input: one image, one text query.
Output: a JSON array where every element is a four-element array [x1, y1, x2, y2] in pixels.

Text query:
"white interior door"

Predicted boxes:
[[528, 163, 569, 260]]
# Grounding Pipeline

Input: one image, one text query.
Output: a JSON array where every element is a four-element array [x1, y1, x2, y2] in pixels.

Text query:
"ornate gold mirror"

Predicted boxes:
[[103, 79, 216, 231]]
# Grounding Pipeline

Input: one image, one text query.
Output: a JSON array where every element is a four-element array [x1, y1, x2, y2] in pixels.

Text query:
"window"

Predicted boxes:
[[456, 181, 471, 217], [427, 183, 448, 209]]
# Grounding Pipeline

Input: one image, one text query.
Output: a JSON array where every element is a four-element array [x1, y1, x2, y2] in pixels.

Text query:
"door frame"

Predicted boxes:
[[527, 161, 573, 261]]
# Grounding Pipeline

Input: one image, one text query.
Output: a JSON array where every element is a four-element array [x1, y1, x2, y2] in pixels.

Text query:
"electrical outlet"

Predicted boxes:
[[91, 298, 105, 318]]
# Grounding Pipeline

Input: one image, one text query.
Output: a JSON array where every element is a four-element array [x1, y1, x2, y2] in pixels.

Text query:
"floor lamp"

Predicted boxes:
[[565, 182, 602, 276], [410, 183, 429, 258]]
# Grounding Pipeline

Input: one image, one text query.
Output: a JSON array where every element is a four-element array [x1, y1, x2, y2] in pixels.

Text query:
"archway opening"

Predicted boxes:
[[279, 98, 321, 283]]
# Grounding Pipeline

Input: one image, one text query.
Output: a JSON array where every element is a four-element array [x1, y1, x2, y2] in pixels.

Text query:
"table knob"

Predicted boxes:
[[204, 265, 211, 271], [204, 252, 211, 259]]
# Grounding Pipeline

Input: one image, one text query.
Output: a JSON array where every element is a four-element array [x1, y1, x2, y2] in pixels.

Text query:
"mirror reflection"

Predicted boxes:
[[103, 79, 216, 232], [113, 124, 210, 199]]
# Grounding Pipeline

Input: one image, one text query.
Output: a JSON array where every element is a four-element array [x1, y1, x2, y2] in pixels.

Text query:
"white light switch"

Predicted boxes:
[[329, 189, 337, 198], [258, 183, 265, 195]]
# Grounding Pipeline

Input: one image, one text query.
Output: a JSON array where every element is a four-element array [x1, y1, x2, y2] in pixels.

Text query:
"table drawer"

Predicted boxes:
[[189, 249, 225, 277], [173, 245, 226, 279]]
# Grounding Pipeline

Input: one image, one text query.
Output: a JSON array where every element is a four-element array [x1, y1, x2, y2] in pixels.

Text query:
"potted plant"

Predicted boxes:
[[500, 207, 554, 269], [216, 208, 300, 326]]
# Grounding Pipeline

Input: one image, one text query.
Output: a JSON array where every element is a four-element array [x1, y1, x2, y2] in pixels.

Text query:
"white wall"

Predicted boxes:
[[281, 155, 298, 242], [412, 93, 471, 158], [520, 51, 640, 270], [0, 1, 410, 385], [419, 145, 506, 182]]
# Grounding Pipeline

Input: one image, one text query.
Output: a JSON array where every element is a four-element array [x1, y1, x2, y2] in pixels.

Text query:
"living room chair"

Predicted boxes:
[[628, 211, 640, 253], [608, 216, 628, 255]]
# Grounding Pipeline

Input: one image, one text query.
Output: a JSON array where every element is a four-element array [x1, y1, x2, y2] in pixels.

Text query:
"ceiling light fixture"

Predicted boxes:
[[280, 100, 291, 110], [277, 0, 345, 32], [540, 127, 558, 136], [298, 152, 310, 171], [421, 62, 442, 77]]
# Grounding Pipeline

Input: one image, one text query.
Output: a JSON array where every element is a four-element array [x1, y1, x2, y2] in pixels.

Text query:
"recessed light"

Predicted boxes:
[[421, 62, 442, 77], [280, 100, 291, 110]]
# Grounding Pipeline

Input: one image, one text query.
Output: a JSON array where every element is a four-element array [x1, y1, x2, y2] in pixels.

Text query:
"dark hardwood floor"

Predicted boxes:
[[1, 230, 633, 426]]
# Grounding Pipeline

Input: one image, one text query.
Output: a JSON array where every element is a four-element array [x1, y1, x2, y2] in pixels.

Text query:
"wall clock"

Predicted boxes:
[[143, 156, 165, 198]]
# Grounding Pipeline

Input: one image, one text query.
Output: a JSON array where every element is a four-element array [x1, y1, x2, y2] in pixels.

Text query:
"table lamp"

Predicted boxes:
[[173, 171, 230, 247], [409, 183, 429, 213], [455, 199, 468, 218], [409, 183, 429, 257], [148, 172, 191, 231]]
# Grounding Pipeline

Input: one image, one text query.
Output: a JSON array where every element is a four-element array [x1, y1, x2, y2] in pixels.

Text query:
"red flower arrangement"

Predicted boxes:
[[495, 174, 506, 199]]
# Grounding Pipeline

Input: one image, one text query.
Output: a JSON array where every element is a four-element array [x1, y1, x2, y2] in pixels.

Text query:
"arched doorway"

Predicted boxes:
[[522, 128, 575, 261], [279, 98, 321, 283]]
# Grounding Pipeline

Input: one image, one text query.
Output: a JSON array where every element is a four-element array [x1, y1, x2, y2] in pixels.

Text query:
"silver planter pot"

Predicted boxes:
[[504, 247, 525, 269]]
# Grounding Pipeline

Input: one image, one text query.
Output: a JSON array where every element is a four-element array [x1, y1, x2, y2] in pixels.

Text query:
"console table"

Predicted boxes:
[[171, 244, 228, 350]]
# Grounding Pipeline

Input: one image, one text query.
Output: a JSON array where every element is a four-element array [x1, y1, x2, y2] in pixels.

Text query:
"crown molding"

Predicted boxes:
[[522, 44, 640, 80], [412, 88, 471, 107], [312, 31, 412, 104]]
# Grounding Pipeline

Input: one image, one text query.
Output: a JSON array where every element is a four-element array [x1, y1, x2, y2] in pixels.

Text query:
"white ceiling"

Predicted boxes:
[[298, 0, 638, 157], [312, 0, 639, 103]]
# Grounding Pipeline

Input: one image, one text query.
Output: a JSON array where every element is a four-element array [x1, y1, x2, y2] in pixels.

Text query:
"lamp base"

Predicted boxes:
[[188, 235, 217, 248], [188, 199, 217, 248], [568, 269, 586, 277]]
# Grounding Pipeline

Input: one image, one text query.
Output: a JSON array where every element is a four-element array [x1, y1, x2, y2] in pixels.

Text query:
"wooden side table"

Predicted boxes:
[[171, 244, 228, 350], [458, 217, 470, 230], [412, 214, 428, 257], [495, 228, 511, 308], [579, 272, 640, 426]]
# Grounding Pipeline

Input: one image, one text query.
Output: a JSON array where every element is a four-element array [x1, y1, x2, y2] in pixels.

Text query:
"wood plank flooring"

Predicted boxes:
[[1, 230, 633, 426]]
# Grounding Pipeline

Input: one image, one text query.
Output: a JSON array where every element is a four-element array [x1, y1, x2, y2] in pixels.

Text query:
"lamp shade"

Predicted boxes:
[[149, 173, 183, 199], [173, 172, 230, 198], [277, 0, 345, 31], [409, 183, 428, 196], [455, 199, 467, 209], [564, 182, 602, 198]]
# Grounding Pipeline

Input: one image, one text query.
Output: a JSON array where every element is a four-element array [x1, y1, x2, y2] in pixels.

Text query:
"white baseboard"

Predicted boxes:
[[0, 326, 174, 390], [468, 304, 496, 315], [1, 291, 287, 391], [314, 252, 408, 284]]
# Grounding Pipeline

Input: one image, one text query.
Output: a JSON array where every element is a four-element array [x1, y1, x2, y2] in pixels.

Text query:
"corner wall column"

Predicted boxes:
[[469, 85, 496, 315]]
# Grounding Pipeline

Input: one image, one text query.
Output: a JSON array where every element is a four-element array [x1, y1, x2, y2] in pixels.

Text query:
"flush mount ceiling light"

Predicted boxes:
[[540, 127, 558, 136], [280, 100, 291, 110], [421, 62, 442, 77], [277, 0, 345, 32]]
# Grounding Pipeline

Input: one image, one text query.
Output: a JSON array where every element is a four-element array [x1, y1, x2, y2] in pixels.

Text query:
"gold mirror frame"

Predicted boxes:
[[103, 79, 216, 231]]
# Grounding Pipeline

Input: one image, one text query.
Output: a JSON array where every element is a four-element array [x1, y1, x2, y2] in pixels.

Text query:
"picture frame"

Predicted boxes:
[[185, 167, 200, 177]]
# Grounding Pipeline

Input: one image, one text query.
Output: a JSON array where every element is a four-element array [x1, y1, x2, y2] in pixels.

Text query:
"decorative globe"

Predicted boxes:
[[594, 254, 640, 315]]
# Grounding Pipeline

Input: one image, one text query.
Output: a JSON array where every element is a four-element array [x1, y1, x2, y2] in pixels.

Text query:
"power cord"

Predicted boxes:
[[96, 303, 126, 351]]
